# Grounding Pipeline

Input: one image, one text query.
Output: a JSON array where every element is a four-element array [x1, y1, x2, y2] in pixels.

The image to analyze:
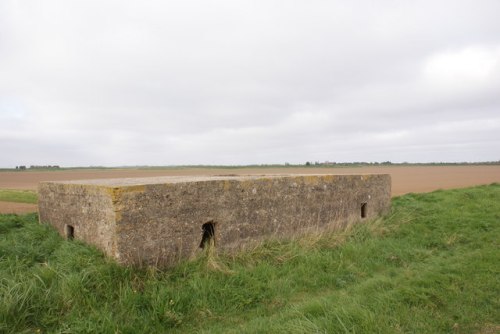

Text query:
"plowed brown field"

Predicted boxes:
[[0, 202, 38, 214], [1, 165, 499, 214]]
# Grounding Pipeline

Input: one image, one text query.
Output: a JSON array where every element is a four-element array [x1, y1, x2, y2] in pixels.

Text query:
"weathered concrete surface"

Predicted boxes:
[[38, 174, 391, 266]]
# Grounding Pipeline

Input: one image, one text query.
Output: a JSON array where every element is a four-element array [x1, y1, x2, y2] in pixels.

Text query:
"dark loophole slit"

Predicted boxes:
[[65, 224, 74, 240], [361, 203, 367, 218], [200, 222, 216, 249]]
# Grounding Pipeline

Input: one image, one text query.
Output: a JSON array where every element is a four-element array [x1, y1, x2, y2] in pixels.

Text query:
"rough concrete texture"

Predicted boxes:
[[38, 174, 391, 267]]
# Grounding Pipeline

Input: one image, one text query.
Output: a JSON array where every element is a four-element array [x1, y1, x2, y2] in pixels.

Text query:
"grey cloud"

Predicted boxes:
[[1, 0, 500, 166]]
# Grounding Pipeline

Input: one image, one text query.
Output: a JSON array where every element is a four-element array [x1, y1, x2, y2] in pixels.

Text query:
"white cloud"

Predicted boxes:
[[422, 46, 500, 91]]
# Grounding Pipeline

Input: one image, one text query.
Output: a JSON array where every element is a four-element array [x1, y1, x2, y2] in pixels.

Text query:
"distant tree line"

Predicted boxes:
[[303, 161, 500, 166], [304, 161, 394, 166], [15, 165, 60, 170]]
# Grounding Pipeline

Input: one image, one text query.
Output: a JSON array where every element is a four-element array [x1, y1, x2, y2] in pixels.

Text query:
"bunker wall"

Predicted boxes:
[[38, 183, 117, 257], [39, 174, 391, 267]]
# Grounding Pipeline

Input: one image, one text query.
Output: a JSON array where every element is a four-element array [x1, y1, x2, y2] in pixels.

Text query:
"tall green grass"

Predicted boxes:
[[0, 184, 499, 333], [0, 189, 38, 204]]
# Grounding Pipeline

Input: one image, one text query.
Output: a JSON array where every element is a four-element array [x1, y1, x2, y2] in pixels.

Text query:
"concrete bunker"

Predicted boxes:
[[38, 174, 391, 267]]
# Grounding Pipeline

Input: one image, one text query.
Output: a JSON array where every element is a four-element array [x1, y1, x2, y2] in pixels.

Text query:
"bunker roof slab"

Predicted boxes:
[[42, 173, 387, 187]]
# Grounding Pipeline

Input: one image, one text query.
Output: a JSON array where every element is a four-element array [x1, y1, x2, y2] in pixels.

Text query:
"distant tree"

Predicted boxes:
[[305, 161, 311, 166]]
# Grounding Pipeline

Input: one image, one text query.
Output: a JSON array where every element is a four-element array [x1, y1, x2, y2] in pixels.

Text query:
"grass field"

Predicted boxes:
[[0, 184, 499, 333], [0, 189, 38, 204]]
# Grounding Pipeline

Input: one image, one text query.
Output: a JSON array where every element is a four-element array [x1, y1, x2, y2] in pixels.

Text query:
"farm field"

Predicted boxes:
[[0, 165, 499, 214], [0, 184, 498, 333]]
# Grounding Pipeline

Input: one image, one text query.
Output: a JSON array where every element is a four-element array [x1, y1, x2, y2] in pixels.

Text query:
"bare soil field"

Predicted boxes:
[[0, 202, 38, 214], [1, 165, 499, 214]]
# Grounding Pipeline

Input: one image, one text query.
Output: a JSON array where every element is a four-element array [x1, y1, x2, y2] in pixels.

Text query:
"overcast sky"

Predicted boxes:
[[1, 1, 499, 167]]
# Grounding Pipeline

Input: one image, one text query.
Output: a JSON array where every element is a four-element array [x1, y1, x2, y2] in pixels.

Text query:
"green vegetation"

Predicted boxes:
[[0, 189, 38, 204], [1, 184, 499, 333]]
